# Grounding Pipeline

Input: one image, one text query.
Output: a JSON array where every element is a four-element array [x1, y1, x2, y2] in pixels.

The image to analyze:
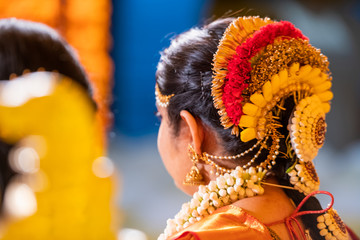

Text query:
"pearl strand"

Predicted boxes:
[[204, 136, 266, 160], [158, 166, 268, 240], [258, 137, 280, 170], [202, 134, 273, 175]]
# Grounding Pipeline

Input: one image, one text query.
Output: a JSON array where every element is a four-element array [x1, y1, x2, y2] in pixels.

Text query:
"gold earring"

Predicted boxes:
[[183, 144, 205, 186]]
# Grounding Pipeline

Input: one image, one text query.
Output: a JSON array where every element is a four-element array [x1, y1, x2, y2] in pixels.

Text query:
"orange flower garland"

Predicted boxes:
[[0, 0, 60, 27], [63, 0, 113, 146], [212, 16, 273, 135]]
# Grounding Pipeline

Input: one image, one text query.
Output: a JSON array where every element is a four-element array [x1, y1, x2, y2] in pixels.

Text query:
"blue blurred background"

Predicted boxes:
[[110, 0, 360, 239]]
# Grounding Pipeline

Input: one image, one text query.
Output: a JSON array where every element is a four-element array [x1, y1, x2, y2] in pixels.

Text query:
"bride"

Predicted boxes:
[[155, 16, 358, 240]]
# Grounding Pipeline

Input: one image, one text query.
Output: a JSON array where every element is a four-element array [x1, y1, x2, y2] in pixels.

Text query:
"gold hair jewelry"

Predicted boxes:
[[9, 67, 48, 81], [211, 17, 332, 145], [155, 84, 174, 108], [187, 144, 235, 177], [203, 135, 269, 175], [249, 38, 329, 97], [183, 145, 205, 185], [187, 128, 282, 177], [22, 69, 31, 75], [9, 73, 17, 80]]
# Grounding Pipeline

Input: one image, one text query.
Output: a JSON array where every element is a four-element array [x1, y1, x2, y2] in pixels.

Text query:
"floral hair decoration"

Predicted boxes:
[[212, 17, 331, 141], [212, 17, 332, 163], [218, 21, 307, 128]]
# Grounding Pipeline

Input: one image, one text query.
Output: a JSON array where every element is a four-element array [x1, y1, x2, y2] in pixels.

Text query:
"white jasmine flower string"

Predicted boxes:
[[158, 166, 267, 239]]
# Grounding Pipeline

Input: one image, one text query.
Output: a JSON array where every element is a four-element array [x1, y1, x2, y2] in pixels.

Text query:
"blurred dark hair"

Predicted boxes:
[[156, 17, 324, 239], [0, 18, 94, 211], [0, 18, 92, 93]]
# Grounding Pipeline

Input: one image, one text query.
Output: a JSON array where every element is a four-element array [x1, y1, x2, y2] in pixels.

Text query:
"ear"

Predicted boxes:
[[180, 110, 204, 155]]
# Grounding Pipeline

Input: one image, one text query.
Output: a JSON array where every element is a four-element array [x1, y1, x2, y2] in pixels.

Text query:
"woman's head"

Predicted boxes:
[[0, 18, 94, 209], [156, 16, 331, 196], [156, 18, 241, 150], [156, 18, 239, 194], [0, 18, 91, 94]]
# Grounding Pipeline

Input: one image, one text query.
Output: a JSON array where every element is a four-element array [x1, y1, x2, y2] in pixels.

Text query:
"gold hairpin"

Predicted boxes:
[[155, 84, 174, 107]]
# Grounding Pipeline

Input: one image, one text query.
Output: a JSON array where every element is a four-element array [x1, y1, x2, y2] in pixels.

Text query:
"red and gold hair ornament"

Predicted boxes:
[[212, 17, 332, 145]]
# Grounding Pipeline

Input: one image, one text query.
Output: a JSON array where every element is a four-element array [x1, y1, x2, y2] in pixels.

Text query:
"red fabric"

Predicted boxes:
[[346, 225, 360, 240]]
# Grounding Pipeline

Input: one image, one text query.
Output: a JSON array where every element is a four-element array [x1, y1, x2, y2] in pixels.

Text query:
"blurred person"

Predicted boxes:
[[0, 18, 94, 210], [0, 72, 116, 239], [155, 16, 359, 239], [0, 18, 116, 239]]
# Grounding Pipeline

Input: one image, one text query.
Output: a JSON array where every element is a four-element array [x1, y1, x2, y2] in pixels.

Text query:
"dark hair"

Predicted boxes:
[[0, 18, 92, 93], [0, 18, 94, 212], [156, 18, 258, 154], [156, 17, 324, 239]]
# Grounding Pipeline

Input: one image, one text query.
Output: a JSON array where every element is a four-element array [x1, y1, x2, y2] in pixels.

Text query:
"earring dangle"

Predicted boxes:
[[183, 144, 205, 186]]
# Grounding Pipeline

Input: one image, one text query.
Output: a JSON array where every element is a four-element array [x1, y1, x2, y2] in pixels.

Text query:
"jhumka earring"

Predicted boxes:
[[183, 145, 205, 186]]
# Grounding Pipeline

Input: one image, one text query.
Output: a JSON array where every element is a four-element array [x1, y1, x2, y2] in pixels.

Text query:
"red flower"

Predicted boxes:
[[222, 21, 307, 125]]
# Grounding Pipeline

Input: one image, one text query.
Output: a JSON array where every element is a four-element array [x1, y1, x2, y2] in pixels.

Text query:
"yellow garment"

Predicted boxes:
[[171, 205, 273, 240], [0, 73, 116, 239]]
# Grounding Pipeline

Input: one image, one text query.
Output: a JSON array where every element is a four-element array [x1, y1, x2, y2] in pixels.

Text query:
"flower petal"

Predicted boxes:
[[298, 65, 313, 79], [279, 69, 288, 89], [318, 91, 333, 101], [250, 93, 266, 108], [289, 62, 300, 76], [306, 67, 321, 80], [321, 103, 331, 113], [262, 81, 273, 102], [239, 115, 257, 128], [242, 103, 259, 116], [240, 128, 256, 142], [309, 75, 327, 86], [271, 74, 280, 94], [314, 81, 331, 93]]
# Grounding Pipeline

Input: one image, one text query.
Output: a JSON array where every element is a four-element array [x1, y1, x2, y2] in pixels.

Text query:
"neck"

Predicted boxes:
[[231, 176, 297, 223], [159, 166, 268, 239]]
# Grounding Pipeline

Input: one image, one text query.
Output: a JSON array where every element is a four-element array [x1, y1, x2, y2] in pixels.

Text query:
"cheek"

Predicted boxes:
[[157, 121, 165, 156], [157, 121, 199, 195], [157, 121, 172, 172], [157, 121, 183, 182]]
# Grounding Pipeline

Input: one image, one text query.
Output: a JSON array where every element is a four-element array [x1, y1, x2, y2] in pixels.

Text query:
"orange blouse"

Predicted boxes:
[[168, 191, 359, 240], [171, 205, 274, 240]]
